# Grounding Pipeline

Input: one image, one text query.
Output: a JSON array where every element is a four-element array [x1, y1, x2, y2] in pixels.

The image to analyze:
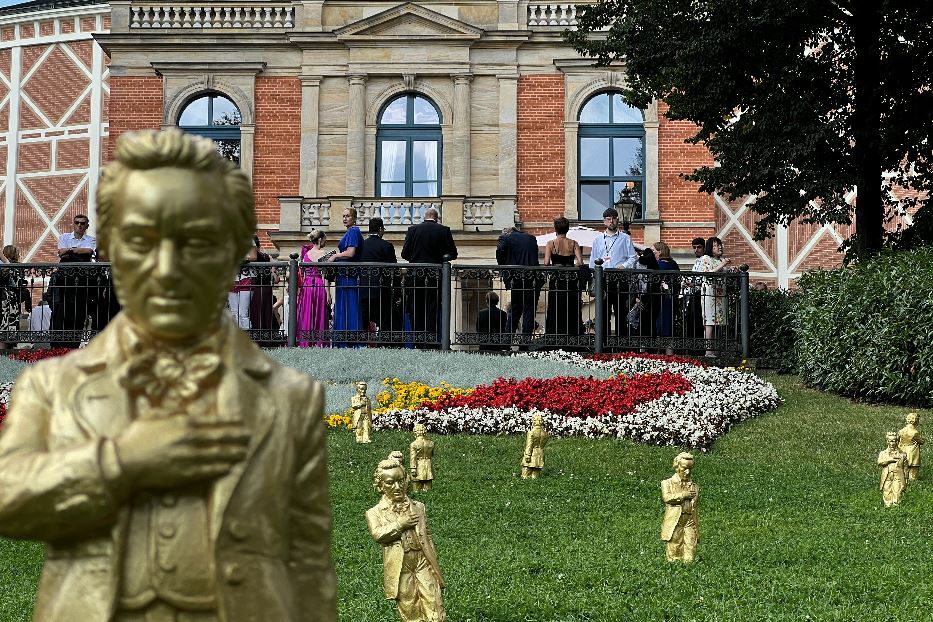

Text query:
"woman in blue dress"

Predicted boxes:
[[328, 207, 364, 346]]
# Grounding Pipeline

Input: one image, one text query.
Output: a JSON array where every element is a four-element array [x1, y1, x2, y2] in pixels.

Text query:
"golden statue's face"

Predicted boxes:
[[379, 468, 408, 502], [676, 461, 694, 481], [109, 167, 241, 343]]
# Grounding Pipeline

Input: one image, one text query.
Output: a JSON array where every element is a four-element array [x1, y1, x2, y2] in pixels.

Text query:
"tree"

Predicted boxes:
[[566, 0, 932, 258]]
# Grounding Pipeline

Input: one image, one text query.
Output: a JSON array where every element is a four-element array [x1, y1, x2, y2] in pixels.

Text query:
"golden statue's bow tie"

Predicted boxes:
[[119, 350, 223, 405]]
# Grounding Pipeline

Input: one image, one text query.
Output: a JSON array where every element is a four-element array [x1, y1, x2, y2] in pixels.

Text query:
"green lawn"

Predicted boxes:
[[2, 374, 931, 621]]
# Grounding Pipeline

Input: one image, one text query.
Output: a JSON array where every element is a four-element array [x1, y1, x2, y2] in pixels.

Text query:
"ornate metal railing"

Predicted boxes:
[[129, 3, 295, 29], [0, 260, 748, 357]]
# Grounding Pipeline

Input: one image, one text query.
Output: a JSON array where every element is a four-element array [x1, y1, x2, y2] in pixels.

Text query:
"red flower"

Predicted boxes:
[[424, 372, 691, 418], [5, 348, 73, 363], [0, 402, 6, 430]]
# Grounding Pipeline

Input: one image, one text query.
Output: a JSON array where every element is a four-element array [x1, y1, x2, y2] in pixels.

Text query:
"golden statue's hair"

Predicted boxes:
[[673, 452, 694, 469], [96, 129, 256, 257]]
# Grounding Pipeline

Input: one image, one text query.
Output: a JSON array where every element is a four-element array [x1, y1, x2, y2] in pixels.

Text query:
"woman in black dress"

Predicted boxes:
[[634, 247, 662, 343], [543, 217, 584, 343]]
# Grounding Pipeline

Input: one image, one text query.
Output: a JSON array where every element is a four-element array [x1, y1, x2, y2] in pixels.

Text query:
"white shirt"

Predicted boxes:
[[58, 232, 96, 250], [588, 230, 639, 269]]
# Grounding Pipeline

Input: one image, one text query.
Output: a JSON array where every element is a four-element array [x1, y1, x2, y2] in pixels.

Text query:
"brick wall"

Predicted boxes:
[[516, 75, 565, 224], [253, 76, 301, 237], [657, 102, 715, 248], [107, 76, 163, 161]]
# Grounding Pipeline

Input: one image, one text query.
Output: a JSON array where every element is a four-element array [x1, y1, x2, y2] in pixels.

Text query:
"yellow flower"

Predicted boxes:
[[373, 378, 473, 413]]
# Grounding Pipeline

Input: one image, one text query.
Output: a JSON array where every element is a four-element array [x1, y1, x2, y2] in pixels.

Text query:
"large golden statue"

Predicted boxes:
[[661, 452, 699, 563], [521, 413, 548, 479], [879, 431, 908, 507], [366, 458, 446, 622], [410, 423, 435, 492], [898, 413, 923, 481], [0, 130, 336, 621], [351, 380, 373, 443]]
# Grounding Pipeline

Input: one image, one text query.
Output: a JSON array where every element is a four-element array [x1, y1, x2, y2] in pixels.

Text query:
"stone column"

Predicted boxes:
[[239, 125, 255, 180], [452, 73, 473, 197], [497, 74, 518, 197], [346, 74, 367, 197], [299, 74, 322, 197]]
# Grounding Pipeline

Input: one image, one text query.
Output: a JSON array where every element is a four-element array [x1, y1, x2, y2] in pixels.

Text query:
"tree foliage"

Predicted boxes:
[[566, 0, 933, 257]]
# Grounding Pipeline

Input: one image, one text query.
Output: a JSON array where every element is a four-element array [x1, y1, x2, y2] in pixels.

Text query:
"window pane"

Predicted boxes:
[[612, 94, 643, 124], [580, 137, 610, 176], [216, 139, 241, 166], [613, 137, 643, 176], [380, 97, 407, 124], [179, 96, 209, 126], [380, 141, 407, 181], [579, 93, 611, 124], [212, 96, 241, 125], [412, 182, 438, 197], [412, 141, 438, 181], [380, 182, 406, 197], [413, 97, 439, 125], [613, 181, 644, 219], [580, 183, 610, 220]]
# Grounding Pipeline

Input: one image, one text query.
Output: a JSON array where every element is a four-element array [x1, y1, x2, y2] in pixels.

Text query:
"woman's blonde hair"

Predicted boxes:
[[307, 229, 326, 244], [652, 241, 672, 260]]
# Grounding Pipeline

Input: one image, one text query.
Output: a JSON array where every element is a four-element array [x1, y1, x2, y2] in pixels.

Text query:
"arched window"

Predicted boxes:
[[578, 92, 644, 220], [376, 94, 442, 197], [178, 93, 242, 165]]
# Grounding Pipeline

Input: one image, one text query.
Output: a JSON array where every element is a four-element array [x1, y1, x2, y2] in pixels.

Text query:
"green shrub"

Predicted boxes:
[[796, 248, 933, 406], [749, 288, 800, 371]]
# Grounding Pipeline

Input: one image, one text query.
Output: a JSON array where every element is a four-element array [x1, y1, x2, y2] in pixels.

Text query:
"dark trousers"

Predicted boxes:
[[409, 277, 440, 349], [684, 292, 704, 351], [507, 280, 542, 337], [601, 283, 629, 347]]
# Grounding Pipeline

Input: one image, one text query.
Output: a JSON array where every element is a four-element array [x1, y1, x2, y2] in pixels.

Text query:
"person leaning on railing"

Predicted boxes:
[[0, 245, 32, 349]]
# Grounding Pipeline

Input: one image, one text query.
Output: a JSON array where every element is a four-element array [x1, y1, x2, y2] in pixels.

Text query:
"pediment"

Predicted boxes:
[[335, 3, 484, 41]]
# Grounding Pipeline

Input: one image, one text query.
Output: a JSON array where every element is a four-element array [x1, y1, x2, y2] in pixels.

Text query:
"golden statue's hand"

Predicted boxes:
[[397, 511, 418, 530], [114, 415, 251, 490]]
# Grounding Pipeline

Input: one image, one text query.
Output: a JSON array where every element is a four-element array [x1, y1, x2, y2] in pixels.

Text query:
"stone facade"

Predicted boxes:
[[5, 0, 904, 285]]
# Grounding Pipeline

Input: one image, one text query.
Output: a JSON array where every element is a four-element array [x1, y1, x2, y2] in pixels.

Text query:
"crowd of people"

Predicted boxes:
[[477, 208, 743, 356]]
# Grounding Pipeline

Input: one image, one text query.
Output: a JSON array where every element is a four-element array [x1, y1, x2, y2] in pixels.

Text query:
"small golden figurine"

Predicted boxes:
[[351, 380, 373, 443], [410, 423, 435, 492], [661, 452, 700, 563], [0, 130, 336, 621], [366, 458, 446, 622], [879, 431, 908, 507], [898, 413, 923, 481], [521, 413, 549, 479]]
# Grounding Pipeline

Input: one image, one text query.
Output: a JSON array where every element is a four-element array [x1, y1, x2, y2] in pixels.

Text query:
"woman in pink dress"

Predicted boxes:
[[298, 229, 333, 347]]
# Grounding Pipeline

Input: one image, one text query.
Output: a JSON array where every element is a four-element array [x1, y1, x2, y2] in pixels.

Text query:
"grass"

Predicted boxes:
[[1, 363, 931, 620]]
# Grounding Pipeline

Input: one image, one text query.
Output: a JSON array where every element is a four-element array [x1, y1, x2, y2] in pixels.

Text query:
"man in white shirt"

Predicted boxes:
[[589, 207, 639, 342], [57, 214, 96, 259]]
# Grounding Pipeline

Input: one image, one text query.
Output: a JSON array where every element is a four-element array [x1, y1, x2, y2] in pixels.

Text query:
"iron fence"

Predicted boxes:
[[0, 257, 749, 358]]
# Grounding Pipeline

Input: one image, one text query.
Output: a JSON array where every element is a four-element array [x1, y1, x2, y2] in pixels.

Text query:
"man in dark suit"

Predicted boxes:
[[496, 224, 542, 342], [476, 291, 510, 352], [401, 208, 458, 348], [360, 217, 400, 342]]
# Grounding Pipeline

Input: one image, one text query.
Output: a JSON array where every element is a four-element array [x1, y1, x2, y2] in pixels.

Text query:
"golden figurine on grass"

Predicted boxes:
[[898, 413, 923, 481], [366, 457, 446, 622], [661, 452, 700, 563], [351, 380, 373, 443], [0, 130, 336, 621], [878, 431, 908, 507], [410, 423, 435, 492], [521, 413, 549, 479]]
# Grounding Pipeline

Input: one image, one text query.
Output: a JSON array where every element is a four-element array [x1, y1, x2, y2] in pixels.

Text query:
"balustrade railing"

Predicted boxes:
[[0, 260, 749, 358], [527, 3, 585, 27], [352, 200, 443, 228], [130, 3, 295, 29]]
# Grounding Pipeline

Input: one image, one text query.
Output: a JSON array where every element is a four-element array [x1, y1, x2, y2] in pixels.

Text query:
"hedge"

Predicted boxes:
[[795, 248, 933, 406], [749, 288, 800, 371]]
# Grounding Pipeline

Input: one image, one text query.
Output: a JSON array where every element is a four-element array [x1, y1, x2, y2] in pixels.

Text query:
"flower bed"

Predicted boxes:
[[373, 350, 781, 448], [0, 382, 12, 429]]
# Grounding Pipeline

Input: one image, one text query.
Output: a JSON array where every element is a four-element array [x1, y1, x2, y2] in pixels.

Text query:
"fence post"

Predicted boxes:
[[288, 252, 299, 347], [593, 258, 604, 354], [440, 257, 452, 351], [739, 266, 750, 359]]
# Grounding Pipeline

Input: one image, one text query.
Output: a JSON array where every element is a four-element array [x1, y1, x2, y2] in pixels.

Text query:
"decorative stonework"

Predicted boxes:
[[130, 4, 294, 29]]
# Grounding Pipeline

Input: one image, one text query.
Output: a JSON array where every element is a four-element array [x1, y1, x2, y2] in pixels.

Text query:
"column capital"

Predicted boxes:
[[300, 75, 322, 88], [348, 73, 368, 86], [452, 73, 474, 86]]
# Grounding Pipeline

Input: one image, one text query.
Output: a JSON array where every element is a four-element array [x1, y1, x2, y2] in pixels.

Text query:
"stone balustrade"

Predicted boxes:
[[130, 3, 295, 29], [527, 3, 586, 27], [353, 200, 443, 228], [300, 201, 331, 229], [462, 199, 494, 228]]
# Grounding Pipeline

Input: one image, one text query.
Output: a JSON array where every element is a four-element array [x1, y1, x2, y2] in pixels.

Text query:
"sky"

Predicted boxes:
[[0, 0, 25, 7]]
